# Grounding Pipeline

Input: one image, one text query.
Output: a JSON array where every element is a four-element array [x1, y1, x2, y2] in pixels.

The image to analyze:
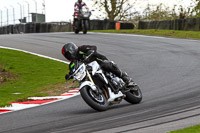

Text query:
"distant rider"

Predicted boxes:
[[61, 43, 135, 90], [73, 0, 89, 26]]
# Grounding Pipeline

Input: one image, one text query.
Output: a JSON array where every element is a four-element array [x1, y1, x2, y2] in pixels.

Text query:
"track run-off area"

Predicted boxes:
[[0, 32, 200, 133]]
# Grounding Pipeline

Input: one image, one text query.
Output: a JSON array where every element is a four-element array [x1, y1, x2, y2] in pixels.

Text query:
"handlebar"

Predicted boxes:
[[66, 50, 95, 81]]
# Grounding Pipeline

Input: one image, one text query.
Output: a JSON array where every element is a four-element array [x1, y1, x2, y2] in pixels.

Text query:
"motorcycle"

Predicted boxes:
[[67, 53, 142, 111], [73, 8, 92, 34]]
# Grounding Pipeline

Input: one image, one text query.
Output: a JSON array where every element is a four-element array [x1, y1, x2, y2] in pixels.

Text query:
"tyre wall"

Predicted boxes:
[[138, 17, 200, 31], [0, 20, 134, 34]]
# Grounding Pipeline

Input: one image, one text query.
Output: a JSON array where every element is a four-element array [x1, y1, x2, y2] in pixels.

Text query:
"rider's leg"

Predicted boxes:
[[100, 60, 134, 86]]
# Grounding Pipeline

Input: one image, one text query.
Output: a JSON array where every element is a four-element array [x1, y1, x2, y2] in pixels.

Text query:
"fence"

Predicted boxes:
[[0, 20, 134, 34], [138, 17, 200, 31]]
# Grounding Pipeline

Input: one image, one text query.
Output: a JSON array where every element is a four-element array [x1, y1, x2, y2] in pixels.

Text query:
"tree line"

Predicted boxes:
[[90, 0, 200, 21]]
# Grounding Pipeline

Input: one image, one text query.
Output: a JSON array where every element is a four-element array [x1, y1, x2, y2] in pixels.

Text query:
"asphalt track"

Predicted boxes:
[[0, 32, 200, 133]]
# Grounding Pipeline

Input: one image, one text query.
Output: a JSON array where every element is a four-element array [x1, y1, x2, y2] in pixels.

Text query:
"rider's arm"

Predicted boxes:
[[65, 61, 76, 81], [79, 45, 108, 63], [94, 52, 108, 61], [82, 2, 89, 10], [78, 45, 108, 60], [78, 45, 97, 54], [74, 3, 79, 12]]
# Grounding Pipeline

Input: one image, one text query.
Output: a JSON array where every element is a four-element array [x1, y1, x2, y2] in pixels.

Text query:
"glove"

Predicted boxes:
[[65, 74, 72, 81]]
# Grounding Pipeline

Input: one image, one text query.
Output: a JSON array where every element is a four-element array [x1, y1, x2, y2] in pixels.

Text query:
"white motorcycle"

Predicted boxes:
[[68, 56, 142, 111]]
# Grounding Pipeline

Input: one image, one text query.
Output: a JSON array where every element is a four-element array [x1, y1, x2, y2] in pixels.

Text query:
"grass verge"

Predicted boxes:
[[169, 124, 200, 133], [90, 29, 200, 40], [0, 48, 74, 107]]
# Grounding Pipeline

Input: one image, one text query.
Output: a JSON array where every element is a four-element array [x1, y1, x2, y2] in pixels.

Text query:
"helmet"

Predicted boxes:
[[62, 43, 78, 60], [78, 0, 82, 3]]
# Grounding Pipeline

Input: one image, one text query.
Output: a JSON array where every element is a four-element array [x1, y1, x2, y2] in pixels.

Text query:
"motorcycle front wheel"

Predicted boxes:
[[74, 20, 80, 34], [75, 29, 79, 34], [80, 86, 108, 111], [83, 20, 89, 34], [124, 85, 142, 104]]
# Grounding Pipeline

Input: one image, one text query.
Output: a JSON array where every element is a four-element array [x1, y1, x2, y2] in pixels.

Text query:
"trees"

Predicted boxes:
[[142, 3, 179, 21], [192, 0, 200, 17], [174, 0, 200, 18], [90, 0, 200, 22], [91, 0, 134, 21], [141, 0, 200, 21]]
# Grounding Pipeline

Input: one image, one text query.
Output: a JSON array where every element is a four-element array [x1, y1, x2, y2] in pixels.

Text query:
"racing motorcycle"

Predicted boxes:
[[67, 53, 142, 111], [73, 8, 92, 34]]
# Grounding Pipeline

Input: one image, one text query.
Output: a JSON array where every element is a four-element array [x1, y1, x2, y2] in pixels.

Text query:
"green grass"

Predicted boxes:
[[90, 29, 200, 40], [0, 48, 69, 107], [169, 124, 200, 133]]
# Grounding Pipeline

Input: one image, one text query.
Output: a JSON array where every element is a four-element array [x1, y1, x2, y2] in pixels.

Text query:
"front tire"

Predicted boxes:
[[80, 86, 108, 111], [74, 20, 80, 34], [124, 85, 142, 104], [83, 20, 89, 34], [83, 29, 87, 34], [75, 29, 79, 34]]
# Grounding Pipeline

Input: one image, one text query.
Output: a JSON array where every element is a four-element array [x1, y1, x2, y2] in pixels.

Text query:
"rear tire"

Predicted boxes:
[[124, 85, 142, 104], [80, 86, 108, 111]]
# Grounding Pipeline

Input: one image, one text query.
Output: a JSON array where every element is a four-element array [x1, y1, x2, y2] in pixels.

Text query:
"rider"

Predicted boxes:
[[73, 0, 89, 26], [62, 43, 135, 90]]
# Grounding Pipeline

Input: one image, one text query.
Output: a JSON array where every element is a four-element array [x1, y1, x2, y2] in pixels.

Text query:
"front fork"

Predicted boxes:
[[86, 70, 106, 96], [86, 70, 95, 85]]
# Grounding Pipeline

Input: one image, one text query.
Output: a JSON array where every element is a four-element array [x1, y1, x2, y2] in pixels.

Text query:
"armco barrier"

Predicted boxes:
[[0, 20, 134, 35], [138, 17, 200, 31]]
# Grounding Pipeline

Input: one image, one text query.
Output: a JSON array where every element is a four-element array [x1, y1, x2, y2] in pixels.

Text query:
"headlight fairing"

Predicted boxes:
[[74, 65, 86, 81]]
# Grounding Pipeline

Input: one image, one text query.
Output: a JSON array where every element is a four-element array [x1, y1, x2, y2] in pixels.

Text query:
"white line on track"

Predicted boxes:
[[88, 32, 200, 42], [0, 46, 70, 64]]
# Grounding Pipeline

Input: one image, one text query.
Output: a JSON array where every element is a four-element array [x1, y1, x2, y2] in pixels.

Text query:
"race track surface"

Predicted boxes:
[[0, 32, 200, 133]]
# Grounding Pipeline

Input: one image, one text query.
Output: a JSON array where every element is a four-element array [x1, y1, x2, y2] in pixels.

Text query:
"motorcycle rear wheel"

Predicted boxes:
[[124, 85, 142, 104], [80, 86, 108, 111]]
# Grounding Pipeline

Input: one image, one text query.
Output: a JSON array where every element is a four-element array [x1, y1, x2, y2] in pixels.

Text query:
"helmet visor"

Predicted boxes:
[[65, 52, 73, 60]]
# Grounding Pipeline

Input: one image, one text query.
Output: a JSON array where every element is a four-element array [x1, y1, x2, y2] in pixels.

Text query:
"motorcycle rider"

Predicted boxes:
[[73, 0, 89, 27], [62, 43, 135, 90]]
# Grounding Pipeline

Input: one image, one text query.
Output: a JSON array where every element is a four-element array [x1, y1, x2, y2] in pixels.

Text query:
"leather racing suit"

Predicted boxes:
[[74, 2, 89, 19], [66, 45, 131, 84]]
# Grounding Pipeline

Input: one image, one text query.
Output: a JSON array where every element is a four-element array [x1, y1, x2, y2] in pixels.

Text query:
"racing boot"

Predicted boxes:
[[121, 72, 137, 91]]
